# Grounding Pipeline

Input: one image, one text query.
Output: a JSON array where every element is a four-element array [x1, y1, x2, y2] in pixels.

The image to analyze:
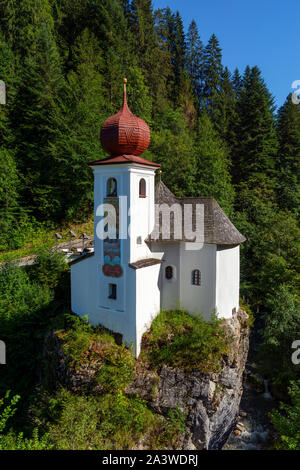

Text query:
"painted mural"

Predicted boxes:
[[102, 197, 123, 278]]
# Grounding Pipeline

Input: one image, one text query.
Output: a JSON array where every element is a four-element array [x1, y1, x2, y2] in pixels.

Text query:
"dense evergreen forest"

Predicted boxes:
[[0, 0, 299, 450]]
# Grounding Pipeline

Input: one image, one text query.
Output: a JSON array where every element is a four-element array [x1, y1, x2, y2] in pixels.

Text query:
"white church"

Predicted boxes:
[[70, 80, 246, 357]]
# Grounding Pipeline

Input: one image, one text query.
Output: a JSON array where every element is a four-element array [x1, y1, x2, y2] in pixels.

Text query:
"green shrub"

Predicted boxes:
[[46, 389, 157, 450], [270, 381, 300, 450], [141, 309, 231, 372], [259, 285, 300, 391], [32, 249, 69, 289], [58, 314, 95, 367], [94, 344, 135, 394], [0, 391, 50, 450], [59, 315, 135, 393], [239, 299, 255, 326]]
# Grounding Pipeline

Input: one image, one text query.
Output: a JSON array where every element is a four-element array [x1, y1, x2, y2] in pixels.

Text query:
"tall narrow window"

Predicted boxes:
[[192, 269, 201, 286], [108, 283, 117, 299], [139, 178, 146, 197], [165, 266, 173, 280], [107, 178, 117, 197]]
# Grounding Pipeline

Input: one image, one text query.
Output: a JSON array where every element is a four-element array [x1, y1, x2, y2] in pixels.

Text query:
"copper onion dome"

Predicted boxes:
[[100, 78, 150, 156]]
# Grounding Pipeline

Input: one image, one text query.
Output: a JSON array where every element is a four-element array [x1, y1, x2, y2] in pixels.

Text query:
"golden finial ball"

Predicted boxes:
[[157, 169, 162, 175], [123, 77, 127, 84]]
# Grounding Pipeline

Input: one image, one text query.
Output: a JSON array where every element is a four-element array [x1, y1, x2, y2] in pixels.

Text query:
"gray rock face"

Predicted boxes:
[[126, 309, 250, 450], [43, 308, 249, 450]]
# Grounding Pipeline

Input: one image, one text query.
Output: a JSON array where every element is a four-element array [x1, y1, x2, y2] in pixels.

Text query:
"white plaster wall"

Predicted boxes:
[[70, 256, 98, 324], [72, 163, 159, 357], [216, 245, 240, 318], [135, 264, 161, 357], [71, 257, 137, 351], [159, 243, 181, 310], [129, 167, 156, 263], [179, 243, 217, 321]]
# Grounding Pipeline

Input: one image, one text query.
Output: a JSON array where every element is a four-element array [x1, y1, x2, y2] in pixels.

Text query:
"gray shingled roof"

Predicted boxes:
[[129, 258, 163, 269], [148, 181, 246, 246]]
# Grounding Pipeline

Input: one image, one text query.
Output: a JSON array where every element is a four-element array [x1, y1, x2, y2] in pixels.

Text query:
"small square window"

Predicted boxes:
[[137, 236, 142, 245], [108, 283, 117, 299]]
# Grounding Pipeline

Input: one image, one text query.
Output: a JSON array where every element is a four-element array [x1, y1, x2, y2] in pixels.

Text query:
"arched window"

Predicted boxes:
[[107, 178, 117, 197], [139, 178, 146, 198], [165, 266, 173, 280], [192, 269, 201, 286]]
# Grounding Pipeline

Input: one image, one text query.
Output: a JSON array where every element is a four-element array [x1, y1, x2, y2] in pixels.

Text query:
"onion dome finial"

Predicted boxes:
[[100, 78, 150, 157]]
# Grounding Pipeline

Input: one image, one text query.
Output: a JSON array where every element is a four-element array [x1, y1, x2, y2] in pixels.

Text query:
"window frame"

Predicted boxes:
[[139, 178, 146, 198], [165, 265, 173, 280], [192, 269, 201, 286], [108, 283, 117, 299], [106, 178, 117, 197]]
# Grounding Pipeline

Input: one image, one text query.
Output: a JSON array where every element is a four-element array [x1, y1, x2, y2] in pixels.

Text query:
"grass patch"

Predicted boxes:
[[141, 309, 231, 372], [58, 315, 135, 393], [0, 218, 94, 263]]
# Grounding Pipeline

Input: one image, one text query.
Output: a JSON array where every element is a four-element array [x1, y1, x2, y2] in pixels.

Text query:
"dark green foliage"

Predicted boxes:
[[0, 253, 68, 396], [194, 111, 235, 215], [41, 388, 184, 450], [201, 34, 223, 114], [0, 0, 299, 448], [259, 286, 300, 390], [232, 66, 278, 188], [276, 95, 300, 216], [0, 391, 49, 450], [186, 20, 203, 106], [94, 344, 135, 394], [270, 381, 300, 450], [149, 108, 197, 196], [141, 310, 231, 372]]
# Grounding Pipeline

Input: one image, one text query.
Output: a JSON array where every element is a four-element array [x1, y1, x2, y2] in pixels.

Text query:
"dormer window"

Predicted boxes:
[[107, 178, 117, 197], [139, 178, 146, 198], [192, 269, 201, 286]]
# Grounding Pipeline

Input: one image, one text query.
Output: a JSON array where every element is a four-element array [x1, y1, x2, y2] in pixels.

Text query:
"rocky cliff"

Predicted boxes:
[[43, 308, 249, 450]]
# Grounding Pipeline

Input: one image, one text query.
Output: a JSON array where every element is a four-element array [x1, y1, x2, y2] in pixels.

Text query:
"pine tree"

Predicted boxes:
[[186, 20, 203, 107], [149, 108, 196, 196], [0, 31, 17, 147], [48, 28, 107, 221], [201, 34, 223, 114], [49, 0, 93, 69], [177, 70, 197, 128], [194, 112, 234, 215], [11, 22, 64, 220], [90, 0, 134, 112], [276, 94, 300, 215], [173, 11, 186, 85], [127, 66, 152, 123], [232, 65, 278, 191], [153, 8, 186, 106], [0, 0, 55, 56], [214, 67, 238, 147], [129, 0, 170, 113], [232, 67, 242, 98]]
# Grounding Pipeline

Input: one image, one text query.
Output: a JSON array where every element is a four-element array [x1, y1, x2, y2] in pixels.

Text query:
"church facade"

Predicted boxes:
[[70, 81, 246, 357]]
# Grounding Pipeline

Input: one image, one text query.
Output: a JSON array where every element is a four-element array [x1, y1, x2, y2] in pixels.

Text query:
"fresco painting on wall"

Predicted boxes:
[[102, 197, 123, 278]]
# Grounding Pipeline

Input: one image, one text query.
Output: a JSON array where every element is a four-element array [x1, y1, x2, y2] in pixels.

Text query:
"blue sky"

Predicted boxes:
[[152, 0, 299, 108]]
